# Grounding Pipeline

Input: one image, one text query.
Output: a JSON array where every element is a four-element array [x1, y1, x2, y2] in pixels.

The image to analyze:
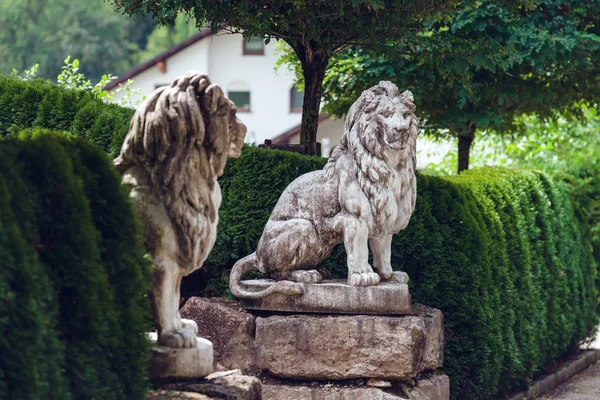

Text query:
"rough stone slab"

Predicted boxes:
[[403, 374, 450, 400], [262, 374, 450, 400], [180, 297, 257, 373], [256, 310, 444, 380], [157, 369, 262, 400], [413, 305, 444, 370], [239, 279, 411, 314], [150, 338, 213, 380]]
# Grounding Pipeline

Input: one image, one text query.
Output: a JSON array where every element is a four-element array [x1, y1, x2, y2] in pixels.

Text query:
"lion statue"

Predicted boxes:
[[114, 72, 246, 348], [230, 81, 418, 300]]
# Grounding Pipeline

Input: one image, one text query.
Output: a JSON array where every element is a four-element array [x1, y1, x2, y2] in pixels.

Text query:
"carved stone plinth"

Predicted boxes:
[[262, 374, 450, 400], [239, 279, 411, 315], [150, 337, 214, 380], [256, 306, 443, 380]]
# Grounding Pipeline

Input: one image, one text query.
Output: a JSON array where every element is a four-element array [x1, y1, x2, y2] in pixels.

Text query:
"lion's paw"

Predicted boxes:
[[287, 269, 323, 284], [158, 328, 198, 348], [382, 271, 409, 284], [181, 318, 198, 335], [349, 272, 381, 287]]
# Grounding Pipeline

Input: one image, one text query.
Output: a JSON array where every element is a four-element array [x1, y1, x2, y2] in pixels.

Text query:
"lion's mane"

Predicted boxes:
[[325, 82, 418, 225], [114, 72, 244, 269]]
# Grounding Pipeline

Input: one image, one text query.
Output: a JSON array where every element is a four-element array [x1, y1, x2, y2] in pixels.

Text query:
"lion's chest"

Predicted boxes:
[[372, 168, 416, 236]]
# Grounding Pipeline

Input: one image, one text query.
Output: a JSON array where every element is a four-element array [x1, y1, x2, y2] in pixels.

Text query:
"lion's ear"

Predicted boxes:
[[401, 90, 414, 103]]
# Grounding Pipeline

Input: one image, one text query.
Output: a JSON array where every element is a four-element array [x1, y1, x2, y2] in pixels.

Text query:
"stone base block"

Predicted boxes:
[[180, 298, 257, 373], [239, 279, 411, 314], [262, 374, 450, 400], [150, 338, 213, 380], [256, 305, 443, 380], [153, 369, 262, 400]]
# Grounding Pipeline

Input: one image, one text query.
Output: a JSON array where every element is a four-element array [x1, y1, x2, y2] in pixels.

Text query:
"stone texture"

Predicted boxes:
[[230, 83, 420, 299], [149, 338, 213, 380], [180, 297, 257, 372], [256, 309, 443, 380], [239, 279, 411, 314], [403, 374, 450, 400], [413, 304, 444, 370], [263, 375, 450, 400], [115, 72, 246, 349], [158, 369, 262, 400]]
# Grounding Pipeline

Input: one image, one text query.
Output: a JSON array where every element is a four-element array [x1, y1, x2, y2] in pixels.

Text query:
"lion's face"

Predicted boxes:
[[374, 95, 416, 151]]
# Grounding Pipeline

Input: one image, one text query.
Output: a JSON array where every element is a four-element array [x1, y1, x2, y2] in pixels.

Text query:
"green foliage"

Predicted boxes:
[[0, 0, 141, 83], [317, 0, 600, 170], [202, 146, 597, 400], [134, 15, 199, 63], [0, 131, 151, 399], [0, 76, 135, 158]]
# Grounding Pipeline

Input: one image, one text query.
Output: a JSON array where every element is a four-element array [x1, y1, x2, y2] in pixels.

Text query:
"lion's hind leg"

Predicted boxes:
[[258, 219, 325, 283]]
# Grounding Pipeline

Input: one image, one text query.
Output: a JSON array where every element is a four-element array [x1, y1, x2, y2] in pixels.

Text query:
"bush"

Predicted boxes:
[[0, 130, 151, 400], [200, 146, 598, 400], [0, 76, 134, 158]]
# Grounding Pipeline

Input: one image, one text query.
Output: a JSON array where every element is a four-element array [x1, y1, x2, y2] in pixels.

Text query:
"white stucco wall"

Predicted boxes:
[[111, 31, 301, 145]]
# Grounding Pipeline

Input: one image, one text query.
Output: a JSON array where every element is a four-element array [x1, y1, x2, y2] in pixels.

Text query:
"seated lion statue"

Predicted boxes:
[[115, 72, 246, 348], [230, 81, 418, 299]]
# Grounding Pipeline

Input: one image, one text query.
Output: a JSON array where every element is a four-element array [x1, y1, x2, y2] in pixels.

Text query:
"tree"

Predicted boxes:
[[318, 0, 600, 171], [134, 15, 199, 63], [111, 0, 468, 149], [0, 0, 144, 83]]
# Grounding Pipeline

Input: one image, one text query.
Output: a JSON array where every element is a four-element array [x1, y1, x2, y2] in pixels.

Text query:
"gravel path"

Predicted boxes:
[[538, 360, 600, 400]]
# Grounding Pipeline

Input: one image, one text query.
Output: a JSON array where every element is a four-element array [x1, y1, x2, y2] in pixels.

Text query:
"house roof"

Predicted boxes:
[[271, 113, 330, 145], [104, 26, 218, 91]]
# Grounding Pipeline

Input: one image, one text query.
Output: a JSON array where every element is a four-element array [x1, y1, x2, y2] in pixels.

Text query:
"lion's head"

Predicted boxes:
[[326, 81, 419, 220], [114, 72, 246, 181]]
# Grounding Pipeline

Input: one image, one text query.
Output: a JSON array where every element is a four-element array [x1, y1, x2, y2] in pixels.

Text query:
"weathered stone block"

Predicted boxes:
[[257, 314, 430, 380], [412, 304, 444, 370], [156, 369, 262, 400], [150, 338, 213, 380], [262, 374, 450, 400], [239, 279, 411, 315], [180, 297, 257, 373]]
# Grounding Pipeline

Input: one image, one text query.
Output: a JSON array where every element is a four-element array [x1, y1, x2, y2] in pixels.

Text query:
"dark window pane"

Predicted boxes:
[[244, 37, 264, 53], [229, 91, 251, 110], [291, 86, 303, 111]]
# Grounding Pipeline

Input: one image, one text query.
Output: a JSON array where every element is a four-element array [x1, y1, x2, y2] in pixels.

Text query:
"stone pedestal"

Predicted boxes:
[[239, 279, 411, 314], [149, 334, 214, 380]]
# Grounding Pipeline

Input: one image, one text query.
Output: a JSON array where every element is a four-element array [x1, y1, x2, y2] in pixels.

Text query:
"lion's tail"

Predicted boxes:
[[229, 254, 303, 300]]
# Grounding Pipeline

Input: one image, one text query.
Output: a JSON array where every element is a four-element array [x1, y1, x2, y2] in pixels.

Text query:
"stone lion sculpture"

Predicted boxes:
[[115, 72, 246, 348], [230, 81, 418, 300]]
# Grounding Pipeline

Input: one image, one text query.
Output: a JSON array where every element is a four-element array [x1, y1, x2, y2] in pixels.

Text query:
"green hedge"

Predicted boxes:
[[0, 130, 151, 400], [0, 77, 134, 158], [201, 146, 598, 400]]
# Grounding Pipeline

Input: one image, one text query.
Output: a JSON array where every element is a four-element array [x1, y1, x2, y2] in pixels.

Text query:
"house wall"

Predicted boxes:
[[112, 32, 302, 145]]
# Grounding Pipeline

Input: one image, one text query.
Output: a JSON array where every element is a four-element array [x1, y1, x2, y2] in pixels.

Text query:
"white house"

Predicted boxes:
[[106, 27, 343, 147], [107, 28, 450, 166]]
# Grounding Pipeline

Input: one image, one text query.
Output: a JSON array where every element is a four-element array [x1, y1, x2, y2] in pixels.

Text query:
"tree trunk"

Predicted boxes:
[[298, 50, 329, 149], [457, 123, 476, 173]]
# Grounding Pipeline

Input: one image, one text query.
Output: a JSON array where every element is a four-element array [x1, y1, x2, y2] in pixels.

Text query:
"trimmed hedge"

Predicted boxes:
[[201, 146, 598, 400], [0, 130, 151, 400], [0, 77, 134, 158]]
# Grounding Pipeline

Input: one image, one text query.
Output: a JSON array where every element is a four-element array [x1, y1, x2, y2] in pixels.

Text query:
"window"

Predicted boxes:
[[229, 91, 251, 112], [243, 36, 264, 55], [154, 84, 169, 90], [290, 86, 304, 112]]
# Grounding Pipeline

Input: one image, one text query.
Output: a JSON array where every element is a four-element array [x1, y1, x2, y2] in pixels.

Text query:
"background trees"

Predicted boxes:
[[318, 0, 600, 171], [110, 0, 462, 149]]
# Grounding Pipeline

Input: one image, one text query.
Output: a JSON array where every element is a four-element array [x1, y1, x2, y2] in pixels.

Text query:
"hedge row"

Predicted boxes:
[[0, 130, 151, 400], [200, 146, 598, 400], [0, 77, 134, 158]]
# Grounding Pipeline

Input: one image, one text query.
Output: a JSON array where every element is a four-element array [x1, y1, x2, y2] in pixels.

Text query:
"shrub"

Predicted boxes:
[[0, 76, 134, 158], [0, 131, 151, 400], [201, 146, 598, 400]]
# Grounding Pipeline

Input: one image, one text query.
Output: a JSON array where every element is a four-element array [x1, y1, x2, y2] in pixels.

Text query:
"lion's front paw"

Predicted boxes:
[[181, 318, 198, 335], [349, 272, 380, 287], [158, 328, 198, 348], [382, 271, 409, 284]]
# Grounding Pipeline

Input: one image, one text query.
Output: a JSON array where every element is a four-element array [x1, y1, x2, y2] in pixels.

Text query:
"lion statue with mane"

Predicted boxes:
[[115, 72, 246, 348], [230, 81, 418, 299]]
